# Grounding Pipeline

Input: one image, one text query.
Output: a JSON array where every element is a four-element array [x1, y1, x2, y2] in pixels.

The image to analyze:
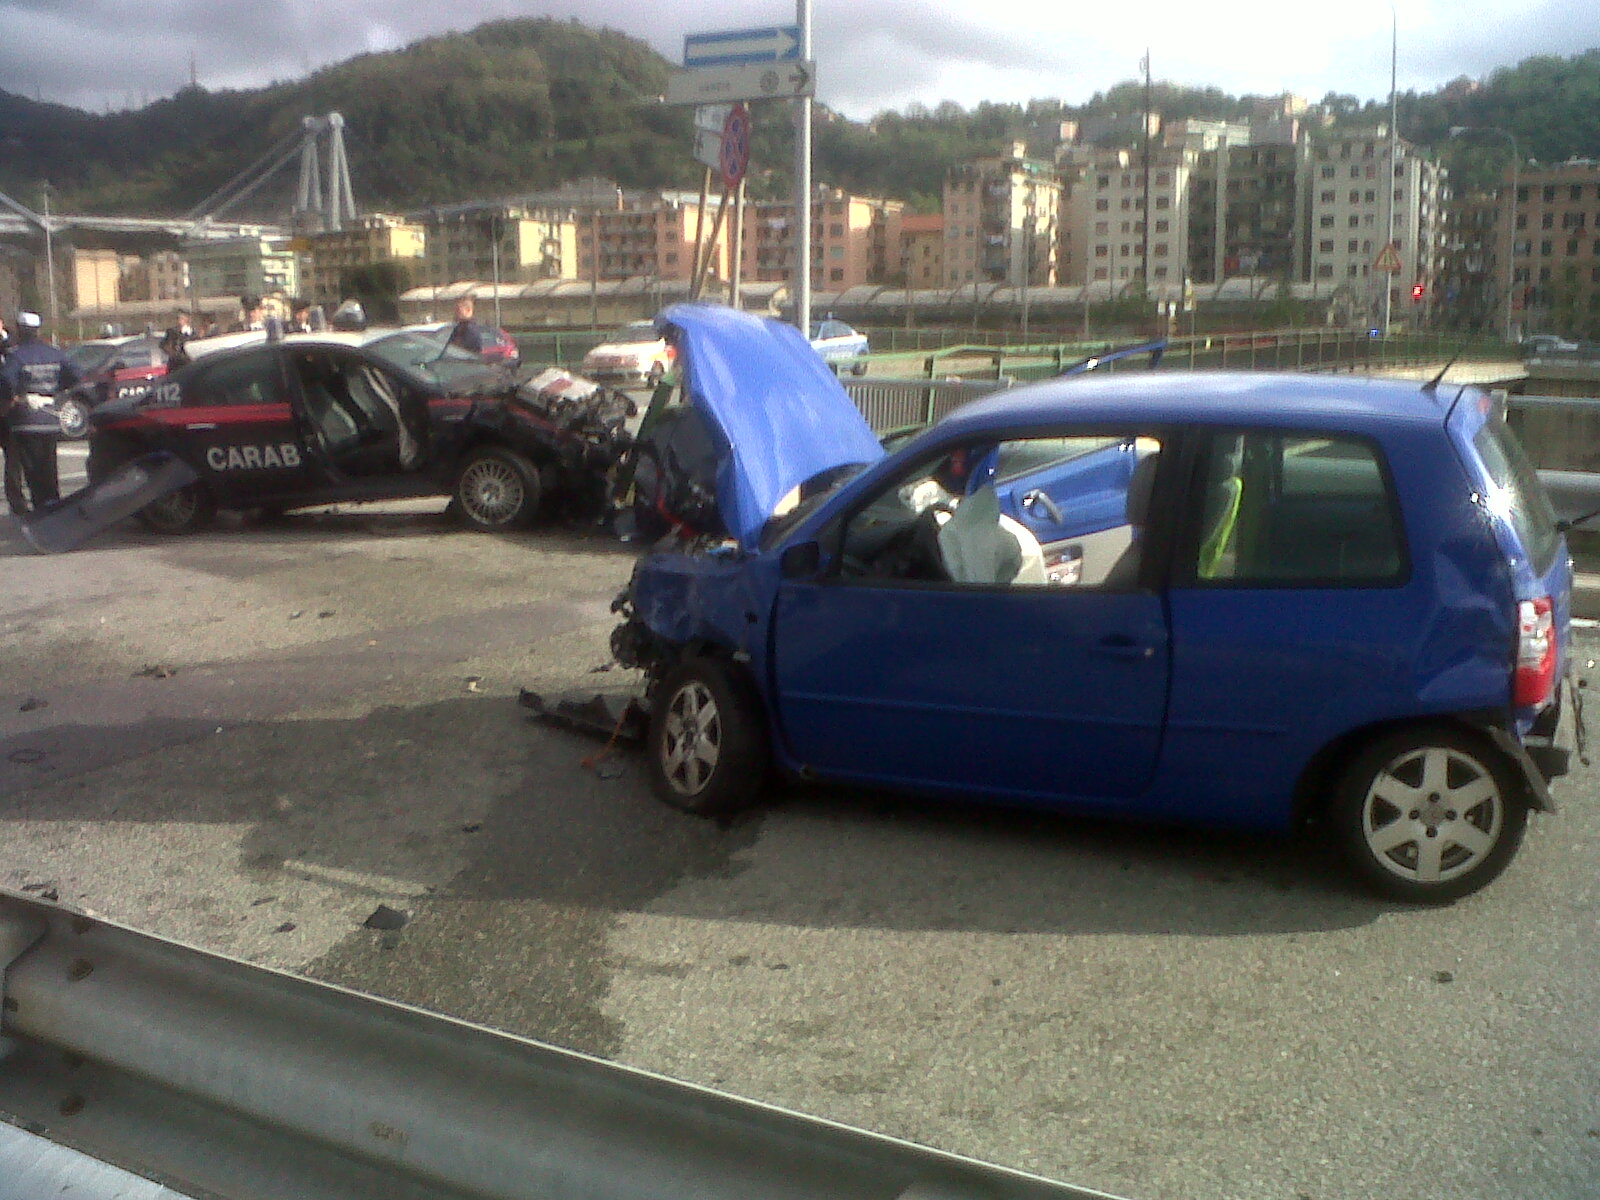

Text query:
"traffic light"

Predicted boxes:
[[1411, 282, 1426, 303]]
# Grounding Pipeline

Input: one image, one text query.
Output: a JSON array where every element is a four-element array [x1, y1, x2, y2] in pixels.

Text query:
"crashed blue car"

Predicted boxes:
[[612, 304, 1578, 903]]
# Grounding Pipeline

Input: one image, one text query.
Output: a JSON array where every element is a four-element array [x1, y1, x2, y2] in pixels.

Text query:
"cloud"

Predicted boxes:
[[0, 0, 1596, 119]]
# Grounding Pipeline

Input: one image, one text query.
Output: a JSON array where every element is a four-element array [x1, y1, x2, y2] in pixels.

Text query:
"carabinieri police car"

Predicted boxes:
[[85, 330, 633, 534]]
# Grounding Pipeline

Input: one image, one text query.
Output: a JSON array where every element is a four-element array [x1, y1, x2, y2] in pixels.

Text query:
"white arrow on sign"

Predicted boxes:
[[665, 61, 816, 106], [684, 26, 801, 67]]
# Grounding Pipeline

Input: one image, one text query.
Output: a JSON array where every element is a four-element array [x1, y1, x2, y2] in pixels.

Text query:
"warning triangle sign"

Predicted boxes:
[[1374, 242, 1403, 274]]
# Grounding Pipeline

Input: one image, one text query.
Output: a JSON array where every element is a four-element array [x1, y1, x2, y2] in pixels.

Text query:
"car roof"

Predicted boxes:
[[76, 333, 154, 349], [935, 370, 1458, 437]]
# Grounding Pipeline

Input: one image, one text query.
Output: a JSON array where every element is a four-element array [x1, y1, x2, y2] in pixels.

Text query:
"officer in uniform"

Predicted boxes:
[[2, 312, 79, 514]]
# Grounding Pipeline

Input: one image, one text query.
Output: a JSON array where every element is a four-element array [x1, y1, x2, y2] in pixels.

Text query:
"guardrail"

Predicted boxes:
[[849, 331, 1515, 384], [515, 325, 1519, 381], [0, 892, 1119, 1200]]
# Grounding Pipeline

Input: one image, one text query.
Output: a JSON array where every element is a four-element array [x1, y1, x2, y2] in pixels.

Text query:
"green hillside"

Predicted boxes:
[[2, 20, 1599, 219]]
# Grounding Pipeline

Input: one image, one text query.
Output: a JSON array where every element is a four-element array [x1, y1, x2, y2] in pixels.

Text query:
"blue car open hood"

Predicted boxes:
[[658, 303, 884, 549]]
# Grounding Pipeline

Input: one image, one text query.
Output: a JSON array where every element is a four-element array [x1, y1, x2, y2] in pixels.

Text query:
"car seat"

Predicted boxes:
[[1098, 452, 1161, 589]]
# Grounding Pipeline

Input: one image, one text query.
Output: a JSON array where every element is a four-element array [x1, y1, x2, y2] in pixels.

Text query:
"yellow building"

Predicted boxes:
[[301, 214, 426, 305], [899, 213, 945, 288], [68, 248, 121, 315], [419, 205, 579, 289]]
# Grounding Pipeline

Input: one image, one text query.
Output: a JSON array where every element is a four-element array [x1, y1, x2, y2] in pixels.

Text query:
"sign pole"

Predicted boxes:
[[794, 0, 812, 337], [690, 166, 711, 294], [693, 187, 730, 300], [731, 175, 745, 310]]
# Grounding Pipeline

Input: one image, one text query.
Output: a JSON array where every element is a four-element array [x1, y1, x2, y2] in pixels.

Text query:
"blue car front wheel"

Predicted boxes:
[[648, 658, 769, 817]]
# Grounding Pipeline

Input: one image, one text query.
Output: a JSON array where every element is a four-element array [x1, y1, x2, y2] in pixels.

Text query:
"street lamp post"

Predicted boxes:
[[40, 182, 59, 338], [1450, 125, 1519, 344]]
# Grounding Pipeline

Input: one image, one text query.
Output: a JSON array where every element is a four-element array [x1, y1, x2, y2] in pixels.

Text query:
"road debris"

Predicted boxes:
[[363, 904, 409, 932], [518, 689, 646, 744], [18, 697, 47, 713], [134, 664, 176, 679]]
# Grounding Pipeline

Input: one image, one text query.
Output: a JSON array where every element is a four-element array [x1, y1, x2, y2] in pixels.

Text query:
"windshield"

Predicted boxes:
[[759, 461, 872, 551], [65, 341, 120, 374], [609, 322, 660, 345], [367, 331, 502, 390]]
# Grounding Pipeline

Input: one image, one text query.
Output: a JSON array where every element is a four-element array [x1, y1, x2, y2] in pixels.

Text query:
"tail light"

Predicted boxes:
[[1514, 596, 1556, 708]]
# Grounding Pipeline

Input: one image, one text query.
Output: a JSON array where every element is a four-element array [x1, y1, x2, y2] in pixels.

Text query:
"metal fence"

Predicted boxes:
[[840, 377, 1012, 435]]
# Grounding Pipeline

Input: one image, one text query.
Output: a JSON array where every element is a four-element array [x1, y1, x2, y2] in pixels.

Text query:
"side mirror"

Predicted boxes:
[[780, 541, 822, 580]]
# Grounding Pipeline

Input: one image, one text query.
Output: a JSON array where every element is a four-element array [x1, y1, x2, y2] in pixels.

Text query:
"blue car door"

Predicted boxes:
[[769, 432, 1172, 806]]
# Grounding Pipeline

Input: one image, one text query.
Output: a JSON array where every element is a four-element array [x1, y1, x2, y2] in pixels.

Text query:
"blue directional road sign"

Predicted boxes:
[[684, 26, 802, 68]]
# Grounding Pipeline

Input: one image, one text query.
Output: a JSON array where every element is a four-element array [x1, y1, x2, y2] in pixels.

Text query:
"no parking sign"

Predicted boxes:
[[720, 103, 751, 189]]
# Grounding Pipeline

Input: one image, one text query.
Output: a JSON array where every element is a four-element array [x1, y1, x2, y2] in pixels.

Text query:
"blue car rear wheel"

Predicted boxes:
[[1333, 726, 1528, 904]]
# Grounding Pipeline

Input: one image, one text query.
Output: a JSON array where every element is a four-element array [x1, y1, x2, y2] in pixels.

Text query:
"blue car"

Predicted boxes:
[[612, 304, 1578, 903]]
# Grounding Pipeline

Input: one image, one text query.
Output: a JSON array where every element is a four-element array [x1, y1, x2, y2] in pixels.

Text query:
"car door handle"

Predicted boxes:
[[1022, 490, 1063, 523], [1096, 633, 1155, 660]]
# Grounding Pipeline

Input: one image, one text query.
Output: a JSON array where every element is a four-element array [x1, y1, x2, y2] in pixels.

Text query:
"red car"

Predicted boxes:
[[405, 322, 521, 369]]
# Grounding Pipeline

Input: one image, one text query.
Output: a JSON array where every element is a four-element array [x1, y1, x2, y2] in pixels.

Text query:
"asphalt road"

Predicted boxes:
[[1, 490, 1597, 1200]]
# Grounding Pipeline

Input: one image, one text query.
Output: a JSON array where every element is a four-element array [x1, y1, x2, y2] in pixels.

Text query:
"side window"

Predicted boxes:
[[189, 351, 287, 407], [1192, 431, 1406, 586], [836, 432, 1163, 589]]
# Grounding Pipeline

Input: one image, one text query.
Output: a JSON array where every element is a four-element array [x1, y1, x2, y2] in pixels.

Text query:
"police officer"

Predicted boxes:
[[160, 307, 195, 370], [1, 312, 79, 514]]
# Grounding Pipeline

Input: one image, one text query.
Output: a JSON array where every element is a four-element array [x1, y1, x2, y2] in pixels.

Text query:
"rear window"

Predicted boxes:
[[1472, 417, 1560, 571]]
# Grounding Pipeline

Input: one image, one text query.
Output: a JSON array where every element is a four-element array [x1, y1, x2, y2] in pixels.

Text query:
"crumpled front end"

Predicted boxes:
[[611, 549, 779, 686]]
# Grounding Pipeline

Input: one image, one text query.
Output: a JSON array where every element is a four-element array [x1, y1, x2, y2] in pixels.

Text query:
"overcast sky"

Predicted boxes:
[[1, 0, 1593, 120]]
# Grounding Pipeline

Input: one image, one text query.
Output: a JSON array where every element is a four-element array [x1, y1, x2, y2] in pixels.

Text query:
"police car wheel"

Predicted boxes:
[[454, 447, 541, 531], [138, 483, 215, 534], [55, 398, 90, 440]]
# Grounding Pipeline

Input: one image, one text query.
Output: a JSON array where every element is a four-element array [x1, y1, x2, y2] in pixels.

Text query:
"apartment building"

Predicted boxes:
[[182, 236, 300, 305], [899, 214, 945, 287], [738, 189, 903, 289], [1059, 145, 1191, 291], [944, 143, 1061, 287], [1503, 159, 1600, 333], [1306, 131, 1445, 318], [297, 215, 422, 306], [578, 192, 720, 285], [119, 250, 187, 304], [1436, 190, 1505, 331], [67, 248, 121, 314], [417, 204, 579, 288], [1187, 129, 1310, 285]]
